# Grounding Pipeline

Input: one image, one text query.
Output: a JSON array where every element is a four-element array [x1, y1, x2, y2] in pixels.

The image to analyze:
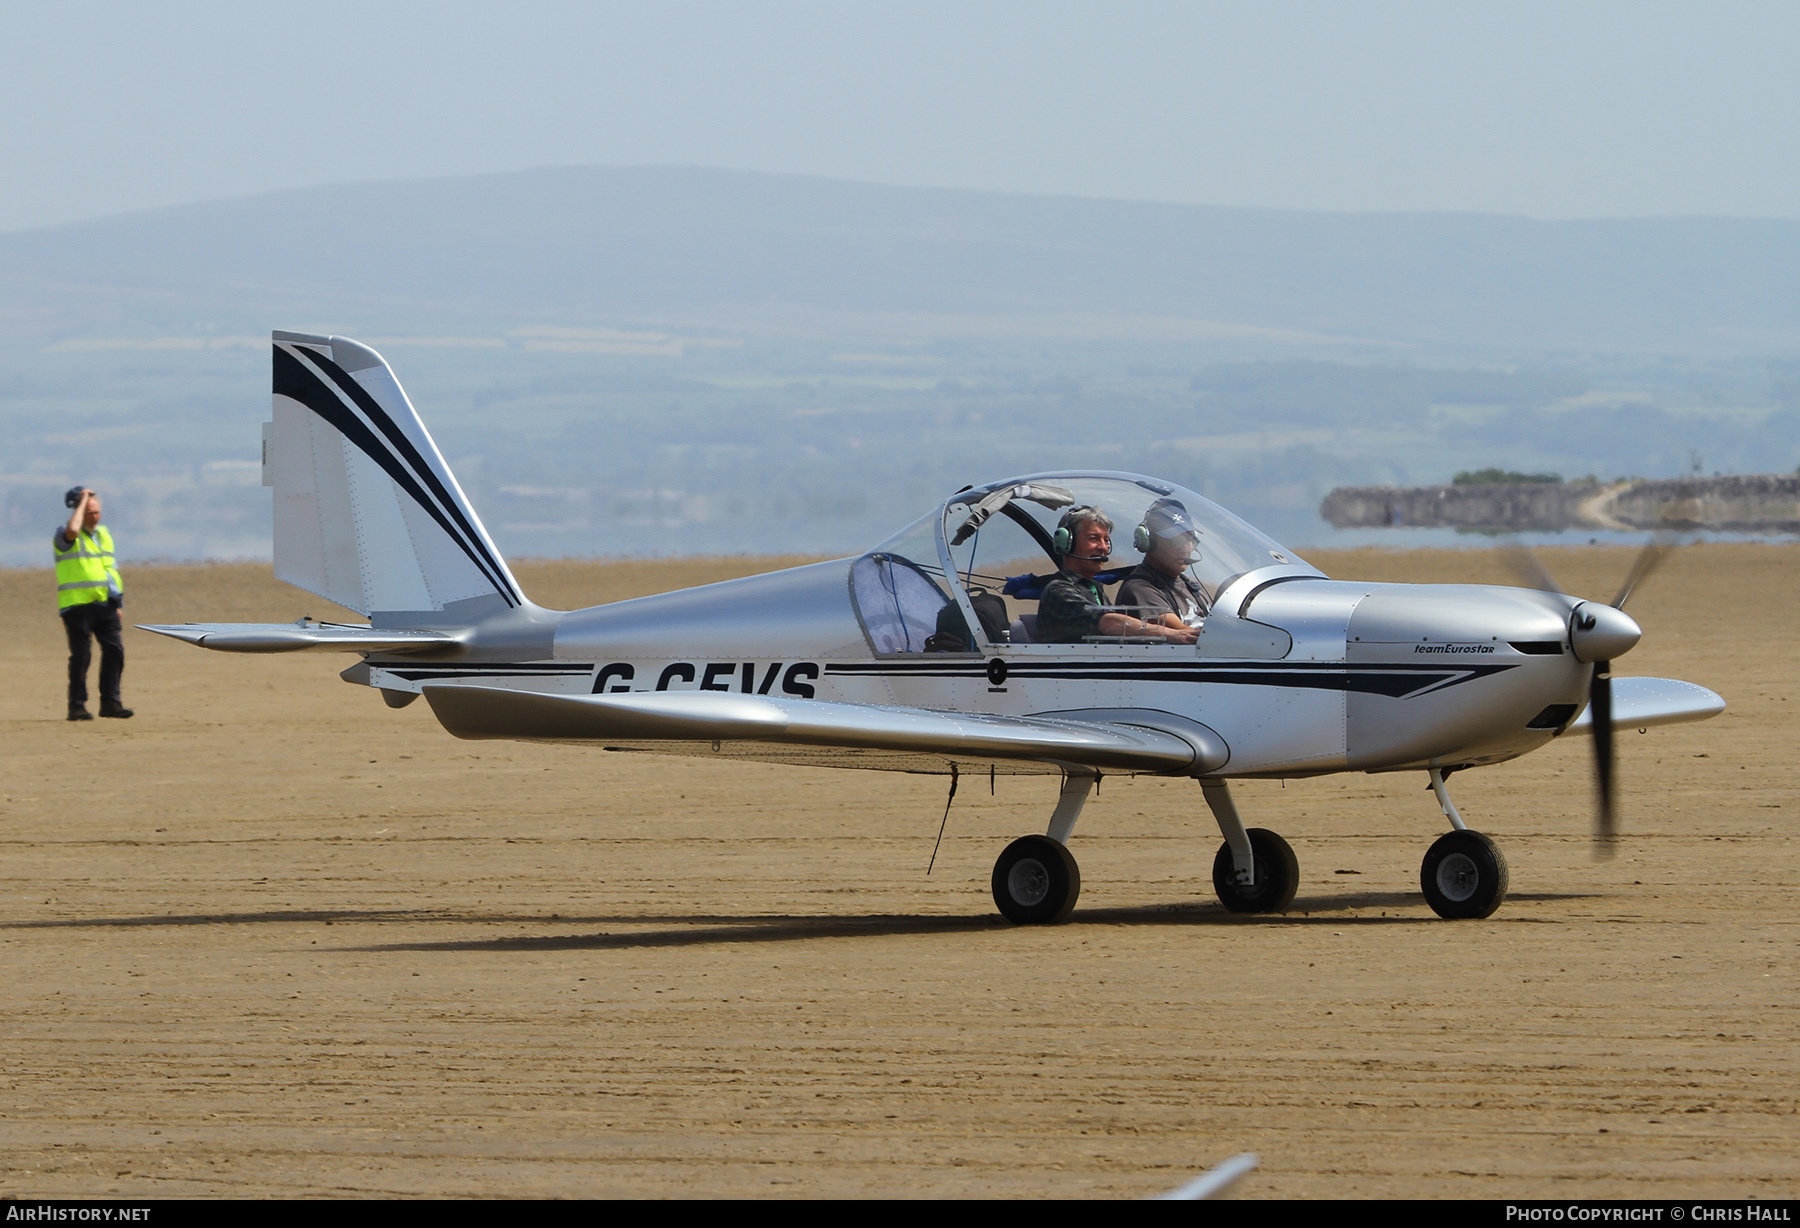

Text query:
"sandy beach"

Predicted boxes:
[[0, 545, 1793, 1198]]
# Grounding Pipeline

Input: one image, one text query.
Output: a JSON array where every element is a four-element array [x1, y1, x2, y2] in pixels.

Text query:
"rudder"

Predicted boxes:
[[265, 331, 524, 620]]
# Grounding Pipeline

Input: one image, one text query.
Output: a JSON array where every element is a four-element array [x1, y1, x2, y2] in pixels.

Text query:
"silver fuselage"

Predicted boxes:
[[360, 559, 1590, 779]]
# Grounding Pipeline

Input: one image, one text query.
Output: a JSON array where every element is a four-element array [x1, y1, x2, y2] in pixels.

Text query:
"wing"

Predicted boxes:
[[1563, 676, 1725, 734], [421, 685, 1227, 777], [139, 622, 461, 654]]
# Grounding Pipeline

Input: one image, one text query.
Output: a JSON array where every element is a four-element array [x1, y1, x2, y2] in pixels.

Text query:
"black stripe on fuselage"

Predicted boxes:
[[378, 665, 590, 682], [370, 659, 579, 669], [825, 659, 1520, 699], [272, 344, 520, 606]]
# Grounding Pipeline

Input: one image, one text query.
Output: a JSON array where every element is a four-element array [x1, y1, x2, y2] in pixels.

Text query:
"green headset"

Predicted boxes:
[[1053, 506, 1111, 559], [1134, 498, 1201, 561]]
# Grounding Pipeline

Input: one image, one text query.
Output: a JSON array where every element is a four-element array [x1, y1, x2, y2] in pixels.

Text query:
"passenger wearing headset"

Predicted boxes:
[[1035, 506, 1200, 645], [1116, 497, 1209, 631]]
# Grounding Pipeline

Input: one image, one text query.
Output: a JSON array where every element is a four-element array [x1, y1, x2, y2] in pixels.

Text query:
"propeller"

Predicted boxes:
[[1502, 535, 1675, 857], [1608, 537, 1672, 610]]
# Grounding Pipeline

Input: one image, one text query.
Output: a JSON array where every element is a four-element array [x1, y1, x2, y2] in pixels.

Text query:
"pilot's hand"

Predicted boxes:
[[1138, 619, 1197, 645]]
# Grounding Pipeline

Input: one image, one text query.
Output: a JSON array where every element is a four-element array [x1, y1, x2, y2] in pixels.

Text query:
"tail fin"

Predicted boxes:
[[265, 332, 525, 621]]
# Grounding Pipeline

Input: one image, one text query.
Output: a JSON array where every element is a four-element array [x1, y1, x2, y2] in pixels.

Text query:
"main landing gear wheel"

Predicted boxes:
[[1211, 828, 1299, 914], [991, 835, 1081, 924], [1420, 829, 1509, 919]]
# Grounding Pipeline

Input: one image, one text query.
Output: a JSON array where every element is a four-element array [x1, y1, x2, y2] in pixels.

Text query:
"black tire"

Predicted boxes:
[[1420, 829, 1509, 919], [1211, 828, 1299, 914], [991, 835, 1081, 924]]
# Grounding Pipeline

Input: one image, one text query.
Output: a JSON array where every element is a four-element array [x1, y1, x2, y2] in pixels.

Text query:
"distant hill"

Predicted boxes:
[[5, 167, 1799, 566], [4, 166, 1800, 357]]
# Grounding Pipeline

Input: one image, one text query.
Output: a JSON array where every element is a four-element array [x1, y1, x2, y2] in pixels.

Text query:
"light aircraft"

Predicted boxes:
[[145, 333, 1726, 924]]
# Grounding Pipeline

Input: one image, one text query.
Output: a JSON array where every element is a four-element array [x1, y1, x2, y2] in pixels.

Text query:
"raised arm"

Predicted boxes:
[[61, 489, 92, 545]]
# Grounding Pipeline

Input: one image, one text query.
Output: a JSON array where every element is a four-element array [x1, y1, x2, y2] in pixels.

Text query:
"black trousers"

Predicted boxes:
[[62, 601, 124, 707]]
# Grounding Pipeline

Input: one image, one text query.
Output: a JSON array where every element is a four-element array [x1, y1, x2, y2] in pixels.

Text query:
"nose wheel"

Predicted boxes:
[[1420, 829, 1509, 919], [991, 834, 1081, 924]]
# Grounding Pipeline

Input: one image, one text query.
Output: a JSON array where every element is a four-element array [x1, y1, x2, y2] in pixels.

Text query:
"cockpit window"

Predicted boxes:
[[850, 513, 954, 653], [852, 472, 1319, 653], [945, 474, 1311, 609], [851, 554, 949, 653]]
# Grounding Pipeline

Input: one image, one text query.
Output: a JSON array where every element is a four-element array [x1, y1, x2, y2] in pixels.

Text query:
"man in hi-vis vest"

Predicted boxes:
[[55, 487, 131, 721]]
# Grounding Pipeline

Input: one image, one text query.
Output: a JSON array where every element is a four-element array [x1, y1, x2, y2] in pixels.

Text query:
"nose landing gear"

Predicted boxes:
[[1420, 767, 1509, 919], [1420, 829, 1509, 919]]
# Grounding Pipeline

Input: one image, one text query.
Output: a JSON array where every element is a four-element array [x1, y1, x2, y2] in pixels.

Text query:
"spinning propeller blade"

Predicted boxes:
[[1506, 535, 1678, 856], [1609, 534, 1674, 610], [1499, 544, 1565, 595], [1589, 658, 1617, 858], [1590, 536, 1673, 856]]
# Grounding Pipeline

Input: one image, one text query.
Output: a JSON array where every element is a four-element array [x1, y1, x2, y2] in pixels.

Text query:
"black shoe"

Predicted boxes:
[[68, 704, 93, 721], [99, 701, 133, 719]]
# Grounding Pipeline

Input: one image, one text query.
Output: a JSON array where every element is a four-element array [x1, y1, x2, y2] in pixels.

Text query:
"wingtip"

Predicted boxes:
[[135, 623, 210, 645]]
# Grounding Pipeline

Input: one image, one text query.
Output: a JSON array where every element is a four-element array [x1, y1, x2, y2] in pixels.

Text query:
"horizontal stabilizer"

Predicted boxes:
[[422, 685, 1216, 774], [139, 622, 461, 654], [1563, 676, 1726, 734]]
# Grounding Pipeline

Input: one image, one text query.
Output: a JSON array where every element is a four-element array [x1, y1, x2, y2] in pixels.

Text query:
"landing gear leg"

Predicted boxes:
[[1419, 768, 1509, 919], [1045, 769, 1095, 845], [1428, 767, 1469, 831], [1201, 779, 1298, 914], [991, 770, 1092, 924]]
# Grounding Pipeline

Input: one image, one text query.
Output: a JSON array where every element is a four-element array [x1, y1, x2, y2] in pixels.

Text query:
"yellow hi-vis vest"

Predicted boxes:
[[55, 524, 121, 611]]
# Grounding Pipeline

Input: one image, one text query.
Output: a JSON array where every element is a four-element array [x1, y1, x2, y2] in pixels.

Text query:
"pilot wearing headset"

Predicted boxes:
[[1116, 497, 1210, 630], [1036, 506, 1200, 645]]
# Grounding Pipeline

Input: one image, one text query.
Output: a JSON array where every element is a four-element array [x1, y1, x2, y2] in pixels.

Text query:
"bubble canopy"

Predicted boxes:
[[850, 472, 1321, 653]]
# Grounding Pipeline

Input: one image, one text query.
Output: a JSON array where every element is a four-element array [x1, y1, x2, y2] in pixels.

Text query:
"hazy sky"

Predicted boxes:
[[4, 1, 1797, 233]]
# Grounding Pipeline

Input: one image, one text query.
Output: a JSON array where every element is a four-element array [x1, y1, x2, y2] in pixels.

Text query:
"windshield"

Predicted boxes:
[[849, 472, 1317, 652], [945, 474, 1311, 603]]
